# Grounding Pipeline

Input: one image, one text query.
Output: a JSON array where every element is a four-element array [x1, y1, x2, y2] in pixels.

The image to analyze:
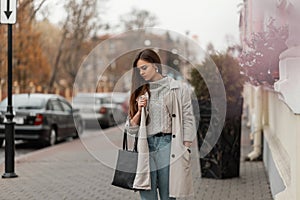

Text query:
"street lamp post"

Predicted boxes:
[[2, 24, 18, 178]]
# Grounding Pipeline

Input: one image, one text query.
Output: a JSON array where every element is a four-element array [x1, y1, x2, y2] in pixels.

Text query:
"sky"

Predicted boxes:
[[42, 0, 243, 52], [103, 0, 243, 51]]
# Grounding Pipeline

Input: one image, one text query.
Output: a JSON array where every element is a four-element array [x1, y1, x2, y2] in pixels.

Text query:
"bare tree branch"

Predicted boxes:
[[48, 15, 70, 89], [30, 0, 47, 22], [48, 0, 106, 89]]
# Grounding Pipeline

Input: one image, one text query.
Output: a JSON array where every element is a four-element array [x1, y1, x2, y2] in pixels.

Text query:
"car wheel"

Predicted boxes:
[[0, 139, 3, 147], [109, 115, 116, 127], [48, 128, 57, 146]]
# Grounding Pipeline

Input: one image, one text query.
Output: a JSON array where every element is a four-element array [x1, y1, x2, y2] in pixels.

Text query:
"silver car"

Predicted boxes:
[[72, 93, 127, 128]]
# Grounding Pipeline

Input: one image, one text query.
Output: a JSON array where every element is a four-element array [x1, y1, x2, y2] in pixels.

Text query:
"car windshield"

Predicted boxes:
[[0, 95, 45, 110]]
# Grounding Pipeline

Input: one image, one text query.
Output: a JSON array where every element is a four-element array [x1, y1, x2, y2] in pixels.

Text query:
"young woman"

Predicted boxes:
[[125, 48, 196, 200]]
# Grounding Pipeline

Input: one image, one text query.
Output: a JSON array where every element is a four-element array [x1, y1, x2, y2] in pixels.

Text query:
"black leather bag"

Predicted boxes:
[[111, 130, 139, 190]]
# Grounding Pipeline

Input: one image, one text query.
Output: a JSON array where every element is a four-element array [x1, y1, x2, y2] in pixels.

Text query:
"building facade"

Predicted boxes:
[[240, 0, 300, 199]]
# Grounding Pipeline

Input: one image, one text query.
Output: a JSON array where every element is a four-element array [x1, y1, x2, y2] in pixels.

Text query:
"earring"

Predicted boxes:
[[156, 68, 158, 73]]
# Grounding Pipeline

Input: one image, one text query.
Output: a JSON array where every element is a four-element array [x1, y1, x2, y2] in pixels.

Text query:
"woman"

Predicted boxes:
[[125, 48, 196, 200]]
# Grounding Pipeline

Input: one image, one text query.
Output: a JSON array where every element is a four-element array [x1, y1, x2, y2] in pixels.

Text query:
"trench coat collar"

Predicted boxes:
[[167, 76, 180, 90]]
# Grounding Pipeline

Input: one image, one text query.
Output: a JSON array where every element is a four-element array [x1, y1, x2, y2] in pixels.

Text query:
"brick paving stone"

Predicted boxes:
[[0, 120, 273, 200]]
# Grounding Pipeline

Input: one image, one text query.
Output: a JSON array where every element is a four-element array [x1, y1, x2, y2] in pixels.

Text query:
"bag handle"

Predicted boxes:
[[122, 129, 138, 152], [122, 130, 128, 150]]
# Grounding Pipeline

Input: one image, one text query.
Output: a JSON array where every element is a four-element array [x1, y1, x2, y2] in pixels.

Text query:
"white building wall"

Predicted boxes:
[[266, 89, 300, 200], [244, 84, 300, 199], [242, 0, 300, 199]]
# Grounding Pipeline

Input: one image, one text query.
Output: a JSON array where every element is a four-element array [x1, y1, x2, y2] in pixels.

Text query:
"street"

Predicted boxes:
[[0, 121, 273, 200]]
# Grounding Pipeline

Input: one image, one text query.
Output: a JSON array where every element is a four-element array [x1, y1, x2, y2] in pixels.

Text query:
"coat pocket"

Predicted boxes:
[[182, 146, 191, 169]]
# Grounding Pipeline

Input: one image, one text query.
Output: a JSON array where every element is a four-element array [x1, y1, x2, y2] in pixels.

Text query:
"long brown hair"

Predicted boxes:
[[129, 49, 162, 118]]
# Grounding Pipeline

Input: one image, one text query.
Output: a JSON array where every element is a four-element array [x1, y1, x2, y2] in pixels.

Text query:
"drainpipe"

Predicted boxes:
[[246, 85, 263, 161], [243, 83, 252, 128]]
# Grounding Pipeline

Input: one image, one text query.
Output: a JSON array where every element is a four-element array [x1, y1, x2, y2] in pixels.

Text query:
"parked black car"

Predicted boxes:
[[0, 93, 84, 147]]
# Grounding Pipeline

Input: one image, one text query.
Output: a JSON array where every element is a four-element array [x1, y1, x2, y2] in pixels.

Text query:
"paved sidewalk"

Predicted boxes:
[[0, 122, 273, 200]]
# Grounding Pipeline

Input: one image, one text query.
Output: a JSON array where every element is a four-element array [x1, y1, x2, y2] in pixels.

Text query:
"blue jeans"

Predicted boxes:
[[140, 134, 176, 200]]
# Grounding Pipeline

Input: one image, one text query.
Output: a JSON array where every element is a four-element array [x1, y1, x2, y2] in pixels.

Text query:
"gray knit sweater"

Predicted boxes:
[[127, 76, 172, 136]]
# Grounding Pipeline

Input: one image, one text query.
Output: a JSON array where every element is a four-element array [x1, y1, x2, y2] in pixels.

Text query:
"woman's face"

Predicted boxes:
[[136, 59, 158, 81]]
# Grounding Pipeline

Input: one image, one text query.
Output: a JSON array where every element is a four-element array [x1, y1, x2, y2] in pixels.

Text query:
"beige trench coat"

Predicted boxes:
[[129, 77, 200, 198]]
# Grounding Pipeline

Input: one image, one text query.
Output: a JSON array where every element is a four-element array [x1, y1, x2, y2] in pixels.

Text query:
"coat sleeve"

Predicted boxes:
[[181, 84, 197, 142]]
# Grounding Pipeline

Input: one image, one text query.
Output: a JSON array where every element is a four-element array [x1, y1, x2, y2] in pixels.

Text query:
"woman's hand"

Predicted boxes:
[[130, 95, 147, 126], [137, 95, 147, 111], [184, 141, 192, 153], [183, 141, 192, 148]]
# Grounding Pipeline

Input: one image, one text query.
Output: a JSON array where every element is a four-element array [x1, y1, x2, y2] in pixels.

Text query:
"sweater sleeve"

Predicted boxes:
[[181, 84, 197, 142], [124, 117, 139, 136]]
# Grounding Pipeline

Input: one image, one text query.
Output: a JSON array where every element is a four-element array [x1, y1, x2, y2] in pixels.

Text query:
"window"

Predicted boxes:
[[60, 101, 72, 113], [49, 100, 63, 111]]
